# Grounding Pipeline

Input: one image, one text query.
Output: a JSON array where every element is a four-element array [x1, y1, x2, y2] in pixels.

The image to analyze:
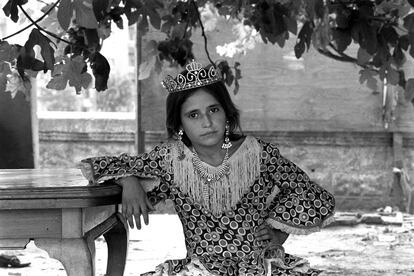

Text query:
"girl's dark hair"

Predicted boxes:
[[166, 81, 242, 146]]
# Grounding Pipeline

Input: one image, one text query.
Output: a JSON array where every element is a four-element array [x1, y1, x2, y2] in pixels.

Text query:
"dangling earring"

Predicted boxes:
[[222, 122, 232, 149], [177, 129, 185, 160]]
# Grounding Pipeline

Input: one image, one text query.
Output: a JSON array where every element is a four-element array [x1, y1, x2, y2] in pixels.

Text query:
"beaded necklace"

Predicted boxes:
[[173, 136, 261, 215], [192, 147, 231, 204], [191, 147, 230, 183]]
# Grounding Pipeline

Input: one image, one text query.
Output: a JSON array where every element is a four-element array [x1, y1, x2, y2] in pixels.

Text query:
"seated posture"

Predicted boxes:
[[79, 60, 335, 276]]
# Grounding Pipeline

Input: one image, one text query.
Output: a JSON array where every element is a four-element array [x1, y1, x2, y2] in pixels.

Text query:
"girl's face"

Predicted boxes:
[[180, 88, 226, 149]]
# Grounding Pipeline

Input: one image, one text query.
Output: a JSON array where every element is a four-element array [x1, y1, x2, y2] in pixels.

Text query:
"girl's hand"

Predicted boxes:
[[116, 176, 155, 229], [255, 223, 289, 245]]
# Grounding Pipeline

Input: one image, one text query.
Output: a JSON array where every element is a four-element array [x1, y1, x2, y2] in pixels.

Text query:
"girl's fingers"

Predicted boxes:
[[134, 213, 141, 229], [135, 207, 142, 229], [126, 214, 134, 228], [141, 204, 149, 225]]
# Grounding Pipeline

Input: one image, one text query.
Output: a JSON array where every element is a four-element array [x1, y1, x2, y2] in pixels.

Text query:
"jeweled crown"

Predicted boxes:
[[161, 60, 223, 93]]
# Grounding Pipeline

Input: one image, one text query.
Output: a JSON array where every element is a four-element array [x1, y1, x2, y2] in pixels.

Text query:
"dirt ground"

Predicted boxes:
[[1, 213, 414, 276]]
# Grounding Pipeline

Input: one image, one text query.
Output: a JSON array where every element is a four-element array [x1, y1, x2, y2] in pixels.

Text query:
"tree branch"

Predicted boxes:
[[318, 43, 379, 73], [191, 0, 215, 66], [2, 0, 60, 40], [18, 4, 73, 46], [327, 43, 359, 63], [182, 1, 191, 40], [317, 47, 359, 63]]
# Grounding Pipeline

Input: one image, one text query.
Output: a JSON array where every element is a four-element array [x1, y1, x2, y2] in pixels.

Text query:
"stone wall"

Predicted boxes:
[[39, 118, 414, 211]]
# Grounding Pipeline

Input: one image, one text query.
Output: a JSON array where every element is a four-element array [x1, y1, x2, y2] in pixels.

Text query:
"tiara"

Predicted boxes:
[[161, 60, 223, 93]]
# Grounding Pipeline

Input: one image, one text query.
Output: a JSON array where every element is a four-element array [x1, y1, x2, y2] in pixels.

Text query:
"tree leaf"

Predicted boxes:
[[403, 13, 414, 32], [2, 0, 27, 23], [171, 23, 187, 40], [357, 47, 372, 65], [404, 78, 414, 101], [57, 0, 73, 31], [73, 0, 98, 28], [332, 29, 352, 52], [47, 56, 92, 93], [138, 55, 156, 80], [283, 16, 297, 35], [138, 16, 149, 33], [386, 66, 399, 85], [408, 32, 414, 58], [109, 6, 124, 29], [82, 28, 100, 51], [393, 45, 405, 67], [145, 0, 162, 29], [24, 28, 55, 72], [270, 3, 288, 39], [314, 0, 324, 19], [144, 40, 158, 56], [124, 0, 162, 31], [233, 61, 241, 95], [334, 5, 351, 29], [0, 62, 12, 93], [305, 0, 315, 19], [398, 70, 406, 88], [124, 0, 142, 25], [17, 54, 45, 72], [90, 52, 110, 91], [351, 19, 377, 54], [5, 69, 30, 99], [294, 21, 312, 58], [294, 40, 305, 58], [92, 0, 110, 21], [275, 32, 288, 48], [372, 42, 390, 67], [359, 69, 378, 91], [362, 21, 378, 55], [0, 41, 19, 62], [380, 25, 398, 47], [399, 35, 409, 50]]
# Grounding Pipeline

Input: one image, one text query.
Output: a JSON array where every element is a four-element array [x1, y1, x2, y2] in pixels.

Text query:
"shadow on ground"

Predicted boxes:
[[1, 214, 414, 276]]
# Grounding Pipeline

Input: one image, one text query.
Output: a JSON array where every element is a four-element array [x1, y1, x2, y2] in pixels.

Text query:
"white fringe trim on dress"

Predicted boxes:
[[172, 136, 261, 216], [266, 213, 336, 235]]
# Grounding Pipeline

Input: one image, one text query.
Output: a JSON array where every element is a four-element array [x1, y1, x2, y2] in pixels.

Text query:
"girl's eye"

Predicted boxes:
[[210, 107, 220, 113], [189, 112, 198, 118]]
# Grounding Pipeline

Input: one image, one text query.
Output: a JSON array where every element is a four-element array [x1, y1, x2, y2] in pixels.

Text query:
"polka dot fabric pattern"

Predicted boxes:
[[80, 137, 335, 276], [261, 142, 335, 234]]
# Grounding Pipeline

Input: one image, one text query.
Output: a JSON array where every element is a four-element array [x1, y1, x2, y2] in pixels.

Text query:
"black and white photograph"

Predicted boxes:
[[0, 0, 414, 275]]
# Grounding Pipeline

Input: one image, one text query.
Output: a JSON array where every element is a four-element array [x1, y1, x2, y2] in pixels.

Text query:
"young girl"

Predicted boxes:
[[79, 60, 335, 276]]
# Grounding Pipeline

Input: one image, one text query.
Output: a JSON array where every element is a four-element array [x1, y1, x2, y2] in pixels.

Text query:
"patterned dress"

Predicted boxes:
[[80, 136, 335, 276]]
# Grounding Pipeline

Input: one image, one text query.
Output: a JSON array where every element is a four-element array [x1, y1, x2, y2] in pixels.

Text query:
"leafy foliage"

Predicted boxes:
[[47, 55, 91, 93], [2, 0, 414, 112]]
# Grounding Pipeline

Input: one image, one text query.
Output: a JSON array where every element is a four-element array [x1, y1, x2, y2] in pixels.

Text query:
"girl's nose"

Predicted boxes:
[[202, 114, 212, 127]]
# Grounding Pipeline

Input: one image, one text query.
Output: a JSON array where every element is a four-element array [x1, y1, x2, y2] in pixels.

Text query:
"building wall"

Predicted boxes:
[[38, 117, 414, 211]]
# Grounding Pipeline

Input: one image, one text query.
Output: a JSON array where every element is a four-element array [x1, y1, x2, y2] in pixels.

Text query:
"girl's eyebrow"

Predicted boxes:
[[183, 104, 221, 116], [183, 108, 200, 116], [208, 104, 221, 108]]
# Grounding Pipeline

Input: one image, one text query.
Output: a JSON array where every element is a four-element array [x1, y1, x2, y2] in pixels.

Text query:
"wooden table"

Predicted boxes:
[[0, 169, 128, 276]]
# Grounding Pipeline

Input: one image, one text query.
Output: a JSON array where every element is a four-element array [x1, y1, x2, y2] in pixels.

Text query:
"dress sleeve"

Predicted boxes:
[[262, 142, 335, 235], [78, 143, 173, 194]]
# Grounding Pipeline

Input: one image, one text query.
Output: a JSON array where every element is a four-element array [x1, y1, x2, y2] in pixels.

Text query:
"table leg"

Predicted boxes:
[[104, 216, 128, 276], [85, 213, 128, 276], [35, 238, 94, 276]]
